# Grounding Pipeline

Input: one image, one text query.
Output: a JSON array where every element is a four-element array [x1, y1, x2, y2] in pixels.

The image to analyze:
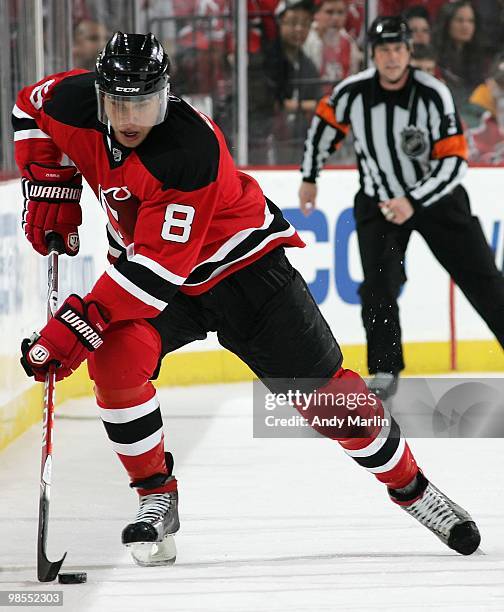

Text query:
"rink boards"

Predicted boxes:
[[1, 167, 504, 449]]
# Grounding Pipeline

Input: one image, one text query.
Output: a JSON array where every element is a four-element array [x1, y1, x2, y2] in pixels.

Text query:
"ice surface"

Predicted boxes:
[[0, 381, 503, 612]]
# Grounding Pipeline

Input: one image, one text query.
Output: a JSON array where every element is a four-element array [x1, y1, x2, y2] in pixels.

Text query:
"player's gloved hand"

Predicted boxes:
[[21, 163, 83, 256], [20, 295, 108, 382]]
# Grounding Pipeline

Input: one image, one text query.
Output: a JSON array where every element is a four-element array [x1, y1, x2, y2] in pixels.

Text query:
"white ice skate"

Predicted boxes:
[[389, 471, 481, 555], [122, 490, 180, 566]]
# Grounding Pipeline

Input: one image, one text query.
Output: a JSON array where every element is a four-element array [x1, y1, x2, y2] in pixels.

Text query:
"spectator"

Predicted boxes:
[[476, 0, 504, 57], [410, 43, 437, 76], [403, 4, 431, 46], [467, 53, 504, 163], [265, 0, 322, 163], [248, 0, 281, 52], [432, 1, 490, 126], [345, 0, 365, 47], [378, 0, 444, 21], [137, 1, 177, 56], [304, 0, 361, 92], [170, 0, 230, 118], [72, 0, 133, 33], [202, 1, 282, 162], [245, 1, 283, 164], [72, 19, 109, 70], [173, 0, 228, 51]]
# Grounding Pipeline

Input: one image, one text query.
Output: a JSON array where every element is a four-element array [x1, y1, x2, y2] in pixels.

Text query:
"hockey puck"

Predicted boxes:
[[58, 572, 87, 584]]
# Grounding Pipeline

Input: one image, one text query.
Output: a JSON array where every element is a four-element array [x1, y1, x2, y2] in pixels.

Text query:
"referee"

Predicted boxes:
[[299, 15, 504, 398]]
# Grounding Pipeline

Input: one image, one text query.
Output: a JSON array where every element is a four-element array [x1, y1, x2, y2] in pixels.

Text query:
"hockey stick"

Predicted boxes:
[[37, 232, 67, 582]]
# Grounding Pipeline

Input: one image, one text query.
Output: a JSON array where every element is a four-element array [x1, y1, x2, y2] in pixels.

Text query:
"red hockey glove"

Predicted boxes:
[[20, 295, 108, 382], [21, 163, 83, 256]]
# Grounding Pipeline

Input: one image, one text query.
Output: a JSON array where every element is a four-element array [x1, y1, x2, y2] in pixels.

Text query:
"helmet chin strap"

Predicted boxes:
[[105, 119, 117, 153], [106, 118, 115, 143]]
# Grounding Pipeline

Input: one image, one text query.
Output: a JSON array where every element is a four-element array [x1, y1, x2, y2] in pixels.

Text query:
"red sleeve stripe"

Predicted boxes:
[[14, 129, 51, 141], [128, 253, 186, 285], [106, 266, 168, 311]]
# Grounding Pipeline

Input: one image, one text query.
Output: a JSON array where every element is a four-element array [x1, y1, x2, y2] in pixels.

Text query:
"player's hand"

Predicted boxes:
[[379, 196, 414, 225], [20, 295, 108, 382], [299, 181, 318, 216], [21, 163, 83, 256]]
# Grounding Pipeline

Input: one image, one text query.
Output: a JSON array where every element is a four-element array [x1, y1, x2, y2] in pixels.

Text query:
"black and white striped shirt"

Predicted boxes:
[[301, 67, 468, 207]]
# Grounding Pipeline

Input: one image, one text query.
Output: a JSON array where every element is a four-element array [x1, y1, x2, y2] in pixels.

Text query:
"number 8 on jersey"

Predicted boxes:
[[161, 203, 195, 243]]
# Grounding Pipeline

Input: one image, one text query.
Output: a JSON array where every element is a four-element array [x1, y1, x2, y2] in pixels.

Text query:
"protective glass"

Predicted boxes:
[[96, 85, 169, 127]]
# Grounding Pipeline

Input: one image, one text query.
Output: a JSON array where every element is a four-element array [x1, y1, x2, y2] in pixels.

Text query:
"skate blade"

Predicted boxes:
[[127, 534, 177, 567]]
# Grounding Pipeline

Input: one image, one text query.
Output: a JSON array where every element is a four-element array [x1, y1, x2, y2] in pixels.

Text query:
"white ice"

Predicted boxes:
[[0, 381, 503, 612]]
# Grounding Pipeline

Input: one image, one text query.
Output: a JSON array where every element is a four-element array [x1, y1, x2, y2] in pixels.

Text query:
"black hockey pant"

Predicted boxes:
[[148, 247, 343, 390]]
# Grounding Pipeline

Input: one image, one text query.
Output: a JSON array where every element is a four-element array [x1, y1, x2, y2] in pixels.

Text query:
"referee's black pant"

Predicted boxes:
[[355, 186, 504, 374]]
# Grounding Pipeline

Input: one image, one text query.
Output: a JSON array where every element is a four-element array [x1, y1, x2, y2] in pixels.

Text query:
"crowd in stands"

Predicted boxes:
[[29, 1, 504, 167]]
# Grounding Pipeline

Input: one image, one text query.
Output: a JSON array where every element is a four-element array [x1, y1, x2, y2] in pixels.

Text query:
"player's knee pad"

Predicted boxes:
[[87, 319, 162, 391]]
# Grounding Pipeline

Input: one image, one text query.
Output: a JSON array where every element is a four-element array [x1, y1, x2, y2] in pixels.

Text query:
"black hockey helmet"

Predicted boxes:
[[367, 16, 412, 52], [95, 32, 171, 126]]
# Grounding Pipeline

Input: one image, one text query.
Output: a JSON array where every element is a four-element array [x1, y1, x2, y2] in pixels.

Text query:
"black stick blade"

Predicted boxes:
[[38, 550, 67, 582], [37, 491, 67, 582]]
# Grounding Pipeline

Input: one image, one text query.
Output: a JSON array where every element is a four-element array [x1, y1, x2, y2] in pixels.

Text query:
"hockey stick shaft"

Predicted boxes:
[[37, 232, 67, 582]]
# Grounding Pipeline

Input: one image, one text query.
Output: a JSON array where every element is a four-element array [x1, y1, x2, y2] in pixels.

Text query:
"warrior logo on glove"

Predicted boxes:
[[21, 295, 108, 382], [28, 345, 50, 365], [67, 233, 80, 252], [21, 163, 83, 257], [58, 306, 105, 350]]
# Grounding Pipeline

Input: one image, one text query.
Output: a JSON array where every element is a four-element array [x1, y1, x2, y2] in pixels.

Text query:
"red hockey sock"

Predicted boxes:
[[297, 367, 419, 489], [95, 382, 178, 495], [88, 319, 177, 495]]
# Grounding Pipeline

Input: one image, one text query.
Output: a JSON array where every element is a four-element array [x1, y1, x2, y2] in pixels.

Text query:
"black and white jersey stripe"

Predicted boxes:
[[301, 67, 468, 207], [11, 104, 51, 141], [109, 251, 185, 312], [184, 198, 294, 287], [106, 226, 127, 260], [105, 197, 295, 310]]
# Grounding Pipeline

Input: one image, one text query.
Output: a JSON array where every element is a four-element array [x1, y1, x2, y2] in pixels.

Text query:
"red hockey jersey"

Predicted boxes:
[[13, 70, 304, 322]]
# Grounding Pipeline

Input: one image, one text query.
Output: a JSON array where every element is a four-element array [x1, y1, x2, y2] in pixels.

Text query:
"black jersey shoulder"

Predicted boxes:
[[43, 72, 100, 130], [136, 97, 220, 192]]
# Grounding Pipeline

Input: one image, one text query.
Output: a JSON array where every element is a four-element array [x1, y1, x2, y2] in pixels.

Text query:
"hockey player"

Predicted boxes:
[[299, 16, 504, 400], [15, 32, 480, 565]]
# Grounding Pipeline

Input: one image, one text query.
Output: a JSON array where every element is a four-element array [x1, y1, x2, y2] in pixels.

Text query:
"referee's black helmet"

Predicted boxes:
[[367, 16, 412, 52]]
